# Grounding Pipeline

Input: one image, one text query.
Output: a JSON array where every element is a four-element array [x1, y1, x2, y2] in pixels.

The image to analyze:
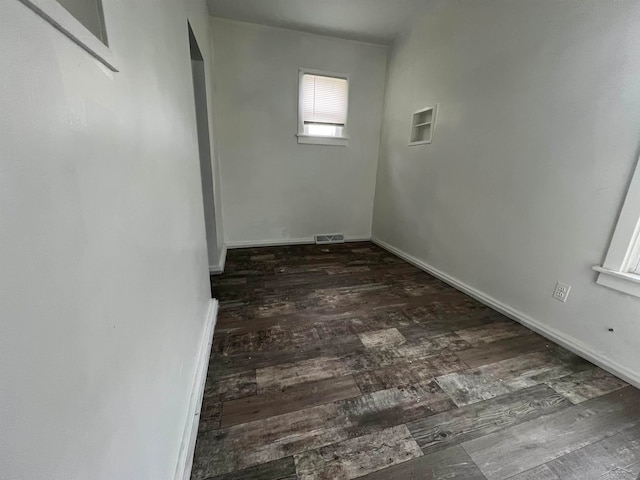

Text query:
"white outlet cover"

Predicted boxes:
[[553, 282, 571, 303]]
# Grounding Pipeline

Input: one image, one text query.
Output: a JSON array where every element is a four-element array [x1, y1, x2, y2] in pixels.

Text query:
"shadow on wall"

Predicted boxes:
[[189, 22, 218, 285]]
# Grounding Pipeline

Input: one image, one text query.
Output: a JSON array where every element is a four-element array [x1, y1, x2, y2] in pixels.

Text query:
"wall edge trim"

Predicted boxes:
[[209, 245, 228, 275], [371, 236, 640, 389], [174, 299, 218, 480], [17, 0, 119, 71], [226, 236, 371, 249]]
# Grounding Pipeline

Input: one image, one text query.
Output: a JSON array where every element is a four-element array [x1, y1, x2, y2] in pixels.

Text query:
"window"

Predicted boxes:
[[409, 106, 437, 146], [18, 0, 117, 71], [298, 68, 349, 146], [594, 158, 640, 298]]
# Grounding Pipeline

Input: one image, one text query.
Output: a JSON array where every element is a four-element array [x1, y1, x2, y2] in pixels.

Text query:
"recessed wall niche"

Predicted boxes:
[[409, 105, 437, 146]]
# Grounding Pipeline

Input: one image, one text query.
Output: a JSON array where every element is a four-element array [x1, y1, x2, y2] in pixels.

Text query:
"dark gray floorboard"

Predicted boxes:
[[463, 387, 640, 480], [359, 445, 486, 480], [408, 384, 571, 455], [543, 423, 640, 480], [221, 375, 361, 427], [203, 457, 297, 480]]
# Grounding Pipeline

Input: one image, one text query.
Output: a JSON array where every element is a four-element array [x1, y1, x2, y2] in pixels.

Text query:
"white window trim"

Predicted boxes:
[[297, 67, 349, 147], [17, 0, 119, 72], [593, 157, 640, 298]]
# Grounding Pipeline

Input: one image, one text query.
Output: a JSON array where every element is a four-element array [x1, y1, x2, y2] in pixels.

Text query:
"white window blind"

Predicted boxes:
[[302, 74, 348, 127]]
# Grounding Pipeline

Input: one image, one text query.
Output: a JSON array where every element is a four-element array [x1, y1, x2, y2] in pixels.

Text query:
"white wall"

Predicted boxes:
[[210, 18, 387, 246], [0, 0, 216, 478], [373, 0, 640, 381]]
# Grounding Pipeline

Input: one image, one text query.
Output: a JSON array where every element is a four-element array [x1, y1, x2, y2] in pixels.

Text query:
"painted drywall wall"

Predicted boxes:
[[0, 0, 215, 478], [373, 0, 640, 379], [210, 18, 387, 246]]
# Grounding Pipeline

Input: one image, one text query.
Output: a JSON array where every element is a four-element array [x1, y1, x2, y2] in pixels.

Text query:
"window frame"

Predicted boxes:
[[17, 0, 118, 72], [297, 67, 349, 147], [593, 157, 640, 298]]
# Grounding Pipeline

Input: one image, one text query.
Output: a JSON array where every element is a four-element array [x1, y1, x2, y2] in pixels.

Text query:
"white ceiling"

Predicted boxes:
[[206, 0, 427, 45]]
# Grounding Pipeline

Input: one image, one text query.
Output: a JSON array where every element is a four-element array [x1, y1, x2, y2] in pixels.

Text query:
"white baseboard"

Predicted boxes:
[[226, 236, 372, 249], [345, 236, 372, 243], [174, 299, 218, 480], [209, 245, 227, 275], [371, 236, 640, 390], [227, 238, 315, 249]]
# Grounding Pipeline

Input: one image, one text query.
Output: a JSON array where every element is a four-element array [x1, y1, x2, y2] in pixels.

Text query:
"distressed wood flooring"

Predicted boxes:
[[192, 242, 640, 480]]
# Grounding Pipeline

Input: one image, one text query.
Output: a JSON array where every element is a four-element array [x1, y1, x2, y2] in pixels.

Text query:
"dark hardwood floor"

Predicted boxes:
[[191, 242, 640, 480]]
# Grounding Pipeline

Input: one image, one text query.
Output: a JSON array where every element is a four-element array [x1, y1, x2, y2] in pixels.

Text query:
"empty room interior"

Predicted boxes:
[[4, 0, 640, 479]]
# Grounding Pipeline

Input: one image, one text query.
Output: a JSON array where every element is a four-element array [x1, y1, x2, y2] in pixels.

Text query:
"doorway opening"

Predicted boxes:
[[188, 23, 218, 297]]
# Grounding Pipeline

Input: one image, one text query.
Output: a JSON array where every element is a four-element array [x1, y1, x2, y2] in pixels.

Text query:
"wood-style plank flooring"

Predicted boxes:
[[192, 242, 640, 480]]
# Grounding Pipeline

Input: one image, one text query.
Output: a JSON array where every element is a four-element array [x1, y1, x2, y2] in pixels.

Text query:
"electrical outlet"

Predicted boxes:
[[281, 229, 288, 238], [553, 282, 571, 303]]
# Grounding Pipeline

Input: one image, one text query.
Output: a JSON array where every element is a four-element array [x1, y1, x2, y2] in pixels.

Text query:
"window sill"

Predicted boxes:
[[18, 0, 119, 72], [297, 134, 348, 147], [593, 266, 640, 298]]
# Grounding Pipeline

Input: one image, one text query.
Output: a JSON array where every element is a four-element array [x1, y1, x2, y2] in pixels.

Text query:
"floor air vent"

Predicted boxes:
[[315, 233, 345, 245]]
